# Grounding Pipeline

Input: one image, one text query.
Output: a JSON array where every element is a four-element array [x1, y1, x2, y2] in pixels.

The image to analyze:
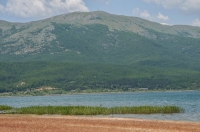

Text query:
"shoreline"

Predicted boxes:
[[1, 115, 200, 132], [0, 90, 198, 98]]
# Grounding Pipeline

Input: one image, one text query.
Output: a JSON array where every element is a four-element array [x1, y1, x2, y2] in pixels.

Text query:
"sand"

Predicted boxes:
[[0, 115, 200, 132]]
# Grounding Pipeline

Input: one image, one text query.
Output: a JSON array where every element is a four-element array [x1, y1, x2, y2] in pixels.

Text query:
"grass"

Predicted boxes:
[[111, 106, 183, 114], [0, 105, 13, 111], [9, 105, 184, 115]]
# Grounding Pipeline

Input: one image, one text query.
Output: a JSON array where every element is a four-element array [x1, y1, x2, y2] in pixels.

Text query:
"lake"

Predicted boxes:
[[0, 91, 200, 122]]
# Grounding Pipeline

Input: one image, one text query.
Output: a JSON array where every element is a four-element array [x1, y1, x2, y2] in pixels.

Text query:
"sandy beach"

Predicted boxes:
[[0, 115, 200, 132]]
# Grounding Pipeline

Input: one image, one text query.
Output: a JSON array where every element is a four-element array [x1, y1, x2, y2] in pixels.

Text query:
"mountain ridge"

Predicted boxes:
[[0, 11, 200, 67], [30, 11, 200, 38], [1, 11, 200, 38]]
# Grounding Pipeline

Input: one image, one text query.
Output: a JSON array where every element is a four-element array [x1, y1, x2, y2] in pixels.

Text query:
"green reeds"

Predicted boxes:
[[13, 106, 110, 115], [111, 106, 183, 114], [11, 105, 183, 115], [0, 105, 13, 111]]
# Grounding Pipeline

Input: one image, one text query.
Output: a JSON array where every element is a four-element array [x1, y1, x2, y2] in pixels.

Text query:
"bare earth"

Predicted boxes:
[[1, 115, 200, 132]]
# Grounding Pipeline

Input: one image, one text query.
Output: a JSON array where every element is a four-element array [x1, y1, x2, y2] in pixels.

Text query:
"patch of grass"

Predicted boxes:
[[111, 106, 183, 114], [11, 106, 183, 115], [11, 106, 110, 115], [0, 105, 13, 111]]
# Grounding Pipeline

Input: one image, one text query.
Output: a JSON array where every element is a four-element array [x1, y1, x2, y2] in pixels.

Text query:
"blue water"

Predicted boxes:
[[1, 91, 200, 122]]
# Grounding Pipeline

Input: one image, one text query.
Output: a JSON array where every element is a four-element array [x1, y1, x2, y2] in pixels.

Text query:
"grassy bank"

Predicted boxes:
[[6, 106, 184, 115]]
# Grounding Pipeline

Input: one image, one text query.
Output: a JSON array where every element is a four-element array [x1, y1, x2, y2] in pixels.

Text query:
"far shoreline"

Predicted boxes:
[[0, 89, 199, 98]]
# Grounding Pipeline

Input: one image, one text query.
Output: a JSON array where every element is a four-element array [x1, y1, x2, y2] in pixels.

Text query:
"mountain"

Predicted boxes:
[[1, 11, 200, 93], [0, 11, 200, 64]]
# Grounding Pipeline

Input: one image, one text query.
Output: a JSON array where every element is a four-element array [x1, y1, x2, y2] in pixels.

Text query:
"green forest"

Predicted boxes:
[[0, 61, 200, 93]]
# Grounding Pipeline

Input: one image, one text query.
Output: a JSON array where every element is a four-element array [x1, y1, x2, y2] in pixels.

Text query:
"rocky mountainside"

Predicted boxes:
[[0, 11, 200, 65]]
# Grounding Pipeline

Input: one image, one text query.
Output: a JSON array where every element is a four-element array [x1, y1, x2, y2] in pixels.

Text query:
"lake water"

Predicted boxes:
[[1, 91, 200, 122]]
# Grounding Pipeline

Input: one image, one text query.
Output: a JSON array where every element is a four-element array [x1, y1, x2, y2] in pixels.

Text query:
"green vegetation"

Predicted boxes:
[[0, 61, 200, 94], [1, 23, 200, 66], [0, 105, 13, 111], [9, 106, 183, 115], [111, 106, 183, 114], [1, 12, 200, 93]]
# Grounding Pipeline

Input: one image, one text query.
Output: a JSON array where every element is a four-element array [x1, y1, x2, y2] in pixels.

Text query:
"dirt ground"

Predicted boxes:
[[0, 115, 200, 132]]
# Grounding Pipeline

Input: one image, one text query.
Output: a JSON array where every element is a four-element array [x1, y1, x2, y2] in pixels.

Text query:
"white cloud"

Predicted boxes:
[[143, 0, 181, 9], [157, 12, 169, 21], [0, 4, 4, 12], [0, 0, 89, 18], [132, 8, 151, 20], [143, 0, 200, 15], [192, 19, 200, 27], [140, 10, 151, 19], [181, 0, 200, 14], [90, 0, 110, 5], [103, 0, 110, 5], [160, 23, 171, 26], [132, 8, 140, 15], [105, 1, 110, 5], [133, 8, 171, 25]]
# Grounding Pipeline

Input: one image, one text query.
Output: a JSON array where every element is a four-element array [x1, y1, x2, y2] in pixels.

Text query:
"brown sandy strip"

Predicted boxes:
[[0, 115, 200, 132]]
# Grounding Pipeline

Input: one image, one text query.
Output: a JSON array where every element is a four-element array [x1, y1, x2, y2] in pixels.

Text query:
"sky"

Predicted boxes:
[[0, 0, 200, 27]]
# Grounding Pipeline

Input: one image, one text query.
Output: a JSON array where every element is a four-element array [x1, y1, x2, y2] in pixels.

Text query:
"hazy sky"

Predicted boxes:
[[0, 0, 200, 27]]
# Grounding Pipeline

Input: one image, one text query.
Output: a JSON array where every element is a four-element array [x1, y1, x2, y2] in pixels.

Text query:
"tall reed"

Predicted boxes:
[[12, 105, 183, 115], [0, 105, 13, 111]]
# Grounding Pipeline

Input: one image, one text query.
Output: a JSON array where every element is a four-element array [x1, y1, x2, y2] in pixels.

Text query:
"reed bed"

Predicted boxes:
[[11, 106, 183, 115], [0, 105, 13, 111], [111, 106, 183, 114]]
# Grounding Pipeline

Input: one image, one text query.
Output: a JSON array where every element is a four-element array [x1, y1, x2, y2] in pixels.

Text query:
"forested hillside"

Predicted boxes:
[[0, 62, 200, 93], [1, 11, 200, 93]]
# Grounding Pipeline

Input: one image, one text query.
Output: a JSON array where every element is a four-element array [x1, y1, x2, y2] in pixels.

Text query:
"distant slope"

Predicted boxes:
[[0, 11, 200, 65], [0, 12, 200, 65]]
